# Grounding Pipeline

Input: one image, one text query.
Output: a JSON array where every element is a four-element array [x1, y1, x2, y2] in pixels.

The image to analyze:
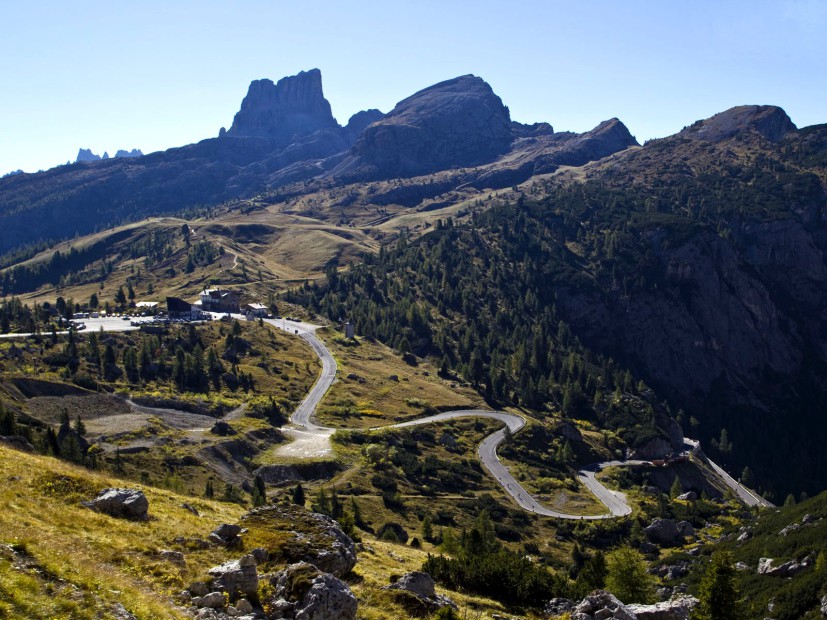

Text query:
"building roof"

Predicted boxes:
[[246, 303, 268, 310]]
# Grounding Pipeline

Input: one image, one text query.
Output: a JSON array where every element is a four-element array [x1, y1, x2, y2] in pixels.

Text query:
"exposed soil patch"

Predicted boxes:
[[27, 394, 132, 425]]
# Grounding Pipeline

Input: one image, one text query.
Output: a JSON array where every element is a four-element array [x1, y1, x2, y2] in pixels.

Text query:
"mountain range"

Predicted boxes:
[[0, 68, 636, 254], [1, 69, 827, 499]]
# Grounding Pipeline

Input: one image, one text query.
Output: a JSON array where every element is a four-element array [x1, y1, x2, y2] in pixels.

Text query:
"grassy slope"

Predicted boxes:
[[0, 444, 243, 619], [316, 330, 485, 429], [0, 444, 550, 620]]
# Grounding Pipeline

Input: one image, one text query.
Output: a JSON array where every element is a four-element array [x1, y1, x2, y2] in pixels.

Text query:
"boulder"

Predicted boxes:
[[208, 554, 258, 599], [243, 505, 356, 577], [628, 595, 699, 620], [87, 488, 148, 520], [382, 571, 456, 612], [189, 581, 210, 597], [645, 519, 683, 547], [0, 435, 35, 452], [652, 561, 689, 581], [757, 556, 811, 577], [572, 590, 637, 620], [676, 491, 697, 502], [676, 521, 695, 538], [209, 523, 242, 548], [198, 591, 226, 609], [820, 594, 827, 616], [545, 597, 575, 616], [269, 561, 357, 620], [235, 598, 254, 614], [251, 547, 269, 564]]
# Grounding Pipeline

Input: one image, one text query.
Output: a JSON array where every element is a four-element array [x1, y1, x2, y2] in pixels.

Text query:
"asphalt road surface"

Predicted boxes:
[[4, 312, 771, 515]]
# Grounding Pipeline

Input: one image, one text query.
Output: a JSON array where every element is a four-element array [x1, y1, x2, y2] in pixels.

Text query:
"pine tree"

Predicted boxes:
[[312, 487, 331, 515], [74, 414, 86, 436], [205, 479, 215, 499], [350, 498, 367, 530], [605, 547, 655, 604], [292, 483, 305, 506], [694, 552, 744, 620], [0, 404, 16, 435], [670, 475, 683, 498], [422, 515, 433, 542], [251, 475, 267, 507]]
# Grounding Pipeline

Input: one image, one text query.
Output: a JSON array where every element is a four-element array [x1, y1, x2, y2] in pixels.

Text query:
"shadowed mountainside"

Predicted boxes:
[[0, 70, 636, 254]]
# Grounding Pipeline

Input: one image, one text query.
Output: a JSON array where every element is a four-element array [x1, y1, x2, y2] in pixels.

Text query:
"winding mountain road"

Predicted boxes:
[[265, 318, 634, 518], [5, 313, 768, 515]]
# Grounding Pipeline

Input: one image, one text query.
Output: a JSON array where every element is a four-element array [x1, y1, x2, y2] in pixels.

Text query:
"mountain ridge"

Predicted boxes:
[[0, 69, 640, 255]]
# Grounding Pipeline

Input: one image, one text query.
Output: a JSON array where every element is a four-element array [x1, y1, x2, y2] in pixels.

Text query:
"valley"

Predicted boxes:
[[1, 64, 826, 619]]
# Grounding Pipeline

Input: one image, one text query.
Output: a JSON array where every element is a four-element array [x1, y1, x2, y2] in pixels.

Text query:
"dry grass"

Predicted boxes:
[[316, 331, 485, 429], [0, 444, 245, 619]]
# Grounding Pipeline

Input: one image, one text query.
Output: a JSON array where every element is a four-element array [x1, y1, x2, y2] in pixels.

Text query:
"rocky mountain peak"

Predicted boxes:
[[348, 74, 513, 177], [344, 109, 384, 141], [226, 68, 339, 142], [76, 148, 100, 162], [76, 148, 143, 163], [683, 105, 797, 143]]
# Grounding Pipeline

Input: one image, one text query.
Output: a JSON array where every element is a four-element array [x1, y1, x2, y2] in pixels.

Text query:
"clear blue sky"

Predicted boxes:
[[2, 0, 825, 175]]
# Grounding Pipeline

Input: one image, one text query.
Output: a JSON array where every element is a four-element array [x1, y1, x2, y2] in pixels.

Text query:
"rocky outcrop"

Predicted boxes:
[[676, 491, 697, 501], [226, 69, 339, 143], [552, 118, 638, 167], [0, 435, 35, 452], [267, 561, 357, 620], [382, 571, 456, 613], [651, 561, 690, 581], [546, 591, 697, 620], [682, 105, 796, 143], [645, 519, 683, 547], [568, 590, 635, 619], [209, 523, 242, 548], [208, 554, 258, 599], [76, 148, 142, 162], [114, 149, 143, 158], [242, 505, 356, 577], [85, 488, 148, 520], [627, 595, 698, 619], [343, 109, 384, 142], [76, 148, 101, 162], [343, 74, 513, 178], [757, 556, 812, 577], [512, 121, 555, 137], [253, 461, 339, 485]]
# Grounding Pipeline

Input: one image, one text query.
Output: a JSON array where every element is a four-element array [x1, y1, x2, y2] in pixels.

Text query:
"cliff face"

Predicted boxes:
[[226, 69, 340, 143], [347, 75, 514, 177]]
